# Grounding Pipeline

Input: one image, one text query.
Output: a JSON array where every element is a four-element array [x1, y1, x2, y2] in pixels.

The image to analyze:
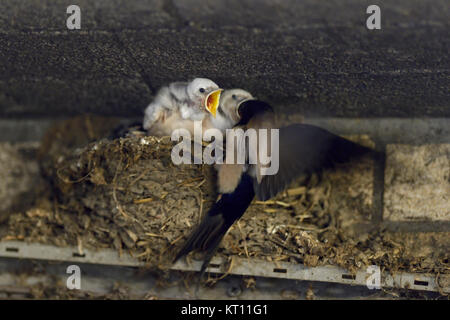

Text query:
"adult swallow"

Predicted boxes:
[[202, 88, 254, 133], [143, 78, 222, 137], [174, 99, 378, 282]]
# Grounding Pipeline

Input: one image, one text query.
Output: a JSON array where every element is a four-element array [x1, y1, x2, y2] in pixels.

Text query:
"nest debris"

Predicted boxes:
[[2, 115, 448, 279]]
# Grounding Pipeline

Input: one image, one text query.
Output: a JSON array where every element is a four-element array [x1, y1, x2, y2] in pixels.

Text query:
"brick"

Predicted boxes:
[[0, 142, 42, 222], [384, 144, 450, 221]]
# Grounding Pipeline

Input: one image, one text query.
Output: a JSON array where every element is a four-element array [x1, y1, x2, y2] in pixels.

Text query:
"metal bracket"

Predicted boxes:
[[0, 241, 447, 293]]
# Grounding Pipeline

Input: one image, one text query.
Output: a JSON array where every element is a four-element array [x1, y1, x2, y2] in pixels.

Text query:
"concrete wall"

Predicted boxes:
[[0, 0, 449, 119]]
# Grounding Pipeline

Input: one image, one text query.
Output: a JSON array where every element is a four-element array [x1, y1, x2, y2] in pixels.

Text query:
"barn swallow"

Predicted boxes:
[[202, 88, 254, 133], [143, 78, 221, 137], [174, 99, 378, 282]]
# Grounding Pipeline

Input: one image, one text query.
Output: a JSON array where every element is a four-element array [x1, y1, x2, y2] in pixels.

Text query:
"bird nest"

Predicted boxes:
[[3, 115, 449, 278]]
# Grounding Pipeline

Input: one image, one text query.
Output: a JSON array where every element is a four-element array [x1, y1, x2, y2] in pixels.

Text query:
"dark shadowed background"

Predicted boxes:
[[0, 0, 449, 121], [0, 1, 449, 300]]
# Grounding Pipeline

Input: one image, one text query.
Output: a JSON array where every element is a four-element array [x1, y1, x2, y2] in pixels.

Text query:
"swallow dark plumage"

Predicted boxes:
[[174, 99, 377, 283]]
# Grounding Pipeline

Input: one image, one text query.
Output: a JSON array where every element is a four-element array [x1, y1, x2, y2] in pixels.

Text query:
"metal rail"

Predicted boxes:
[[0, 241, 447, 293]]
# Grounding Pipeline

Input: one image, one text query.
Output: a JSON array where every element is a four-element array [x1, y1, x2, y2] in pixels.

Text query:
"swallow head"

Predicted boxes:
[[218, 89, 254, 122], [236, 99, 273, 126], [187, 78, 220, 111]]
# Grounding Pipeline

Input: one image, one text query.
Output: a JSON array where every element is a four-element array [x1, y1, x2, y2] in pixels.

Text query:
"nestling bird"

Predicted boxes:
[[143, 78, 221, 137], [202, 88, 254, 133], [174, 99, 379, 282]]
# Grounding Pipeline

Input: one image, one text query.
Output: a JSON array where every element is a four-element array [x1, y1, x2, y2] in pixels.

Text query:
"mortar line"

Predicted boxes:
[[372, 140, 386, 224], [355, 221, 450, 233], [1, 20, 447, 35]]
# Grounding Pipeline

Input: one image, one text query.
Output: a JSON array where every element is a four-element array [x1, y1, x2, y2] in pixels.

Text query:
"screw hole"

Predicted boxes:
[[342, 274, 356, 280], [73, 252, 86, 258], [413, 280, 428, 286], [273, 268, 287, 274]]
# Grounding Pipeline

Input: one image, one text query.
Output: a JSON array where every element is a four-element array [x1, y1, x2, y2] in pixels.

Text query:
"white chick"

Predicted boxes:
[[143, 78, 219, 137]]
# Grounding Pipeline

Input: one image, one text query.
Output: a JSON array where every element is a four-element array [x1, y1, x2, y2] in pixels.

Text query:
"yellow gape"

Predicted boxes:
[[205, 89, 223, 117]]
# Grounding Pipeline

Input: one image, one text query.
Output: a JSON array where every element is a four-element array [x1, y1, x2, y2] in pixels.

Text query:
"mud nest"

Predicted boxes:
[[3, 115, 449, 278]]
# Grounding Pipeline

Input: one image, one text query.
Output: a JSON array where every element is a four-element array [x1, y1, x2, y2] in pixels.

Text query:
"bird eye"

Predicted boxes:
[[199, 88, 205, 93]]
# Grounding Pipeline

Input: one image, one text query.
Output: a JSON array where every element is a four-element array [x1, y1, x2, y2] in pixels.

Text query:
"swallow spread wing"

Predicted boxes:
[[174, 99, 378, 283]]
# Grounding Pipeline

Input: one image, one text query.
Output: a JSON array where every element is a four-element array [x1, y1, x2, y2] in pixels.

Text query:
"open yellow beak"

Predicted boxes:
[[204, 89, 223, 118]]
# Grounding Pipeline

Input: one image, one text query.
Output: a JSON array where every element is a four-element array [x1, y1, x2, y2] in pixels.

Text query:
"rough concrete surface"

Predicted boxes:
[[0, 0, 449, 118], [384, 144, 450, 221], [0, 142, 42, 223]]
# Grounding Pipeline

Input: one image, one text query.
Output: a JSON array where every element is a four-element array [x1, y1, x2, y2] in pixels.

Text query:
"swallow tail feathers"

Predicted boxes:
[[174, 173, 255, 279]]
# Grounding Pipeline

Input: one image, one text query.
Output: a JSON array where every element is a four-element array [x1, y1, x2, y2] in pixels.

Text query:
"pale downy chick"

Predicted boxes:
[[143, 78, 220, 137]]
